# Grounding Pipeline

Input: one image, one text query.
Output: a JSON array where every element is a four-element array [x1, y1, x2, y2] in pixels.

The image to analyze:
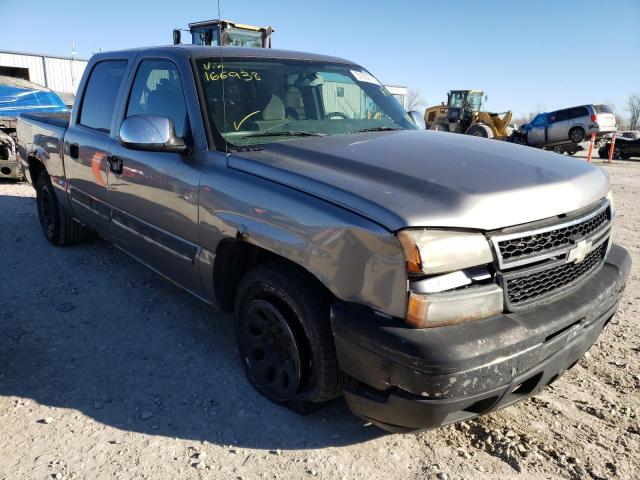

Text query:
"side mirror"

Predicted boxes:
[[408, 110, 426, 129], [119, 116, 187, 153], [173, 29, 181, 45]]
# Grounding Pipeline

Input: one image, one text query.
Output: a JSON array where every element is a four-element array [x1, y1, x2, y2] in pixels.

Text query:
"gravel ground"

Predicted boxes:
[[1, 156, 638, 480]]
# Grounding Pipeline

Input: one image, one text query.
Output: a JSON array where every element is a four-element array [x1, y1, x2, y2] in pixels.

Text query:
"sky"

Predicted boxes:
[[1, 0, 639, 118]]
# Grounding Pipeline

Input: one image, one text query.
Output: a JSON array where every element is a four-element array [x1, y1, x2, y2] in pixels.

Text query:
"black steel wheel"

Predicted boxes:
[[239, 299, 303, 401], [37, 177, 57, 240], [234, 260, 343, 412], [36, 171, 85, 246]]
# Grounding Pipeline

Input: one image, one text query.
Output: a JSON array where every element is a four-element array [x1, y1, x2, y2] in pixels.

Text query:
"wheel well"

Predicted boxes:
[[213, 239, 335, 313], [28, 156, 46, 188]]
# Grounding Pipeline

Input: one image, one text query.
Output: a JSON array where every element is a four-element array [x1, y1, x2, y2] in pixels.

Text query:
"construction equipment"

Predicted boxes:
[[173, 19, 274, 49], [424, 90, 512, 139]]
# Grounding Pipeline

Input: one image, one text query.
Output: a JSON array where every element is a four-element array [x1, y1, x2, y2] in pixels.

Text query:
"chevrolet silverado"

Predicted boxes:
[[17, 46, 631, 432]]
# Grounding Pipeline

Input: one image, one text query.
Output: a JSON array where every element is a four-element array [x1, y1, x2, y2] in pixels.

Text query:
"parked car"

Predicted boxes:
[[0, 75, 68, 179], [512, 104, 617, 149], [603, 130, 640, 142], [598, 133, 640, 159], [17, 46, 630, 432]]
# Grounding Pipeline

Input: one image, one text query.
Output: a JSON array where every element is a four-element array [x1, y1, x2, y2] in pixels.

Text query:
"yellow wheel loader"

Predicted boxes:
[[173, 19, 274, 48], [424, 90, 512, 139]]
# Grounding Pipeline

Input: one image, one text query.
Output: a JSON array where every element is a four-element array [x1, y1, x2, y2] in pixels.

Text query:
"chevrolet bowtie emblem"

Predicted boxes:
[[567, 239, 593, 264]]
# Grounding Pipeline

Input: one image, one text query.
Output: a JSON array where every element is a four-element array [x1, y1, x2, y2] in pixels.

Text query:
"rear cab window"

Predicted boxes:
[[79, 60, 128, 133]]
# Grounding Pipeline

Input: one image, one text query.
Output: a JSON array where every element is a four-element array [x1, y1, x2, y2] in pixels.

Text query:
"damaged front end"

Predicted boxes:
[[0, 124, 22, 179]]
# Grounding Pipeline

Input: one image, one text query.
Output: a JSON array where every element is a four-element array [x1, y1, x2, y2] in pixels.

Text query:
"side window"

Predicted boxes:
[[126, 60, 188, 138], [554, 109, 569, 122], [318, 71, 384, 120], [79, 60, 127, 133], [532, 114, 546, 126], [568, 107, 588, 119]]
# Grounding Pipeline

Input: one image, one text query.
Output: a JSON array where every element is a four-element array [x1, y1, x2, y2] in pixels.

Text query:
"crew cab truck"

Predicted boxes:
[[17, 46, 630, 432]]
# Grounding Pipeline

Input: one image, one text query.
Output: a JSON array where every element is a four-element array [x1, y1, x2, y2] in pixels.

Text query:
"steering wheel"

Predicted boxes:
[[324, 111, 350, 120]]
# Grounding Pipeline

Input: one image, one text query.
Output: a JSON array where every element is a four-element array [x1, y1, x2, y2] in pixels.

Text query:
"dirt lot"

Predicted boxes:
[[1, 157, 638, 480]]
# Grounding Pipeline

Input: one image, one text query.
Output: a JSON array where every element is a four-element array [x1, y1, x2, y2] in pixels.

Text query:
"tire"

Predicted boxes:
[[614, 147, 622, 159], [509, 133, 527, 145], [36, 171, 85, 246], [598, 147, 609, 159], [234, 260, 343, 412], [569, 127, 586, 143], [466, 123, 495, 138], [553, 145, 563, 154]]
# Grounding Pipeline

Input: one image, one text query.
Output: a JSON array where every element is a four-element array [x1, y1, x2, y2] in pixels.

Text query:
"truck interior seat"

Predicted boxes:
[[145, 79, 188, 137], [254, 94, 288, 130]]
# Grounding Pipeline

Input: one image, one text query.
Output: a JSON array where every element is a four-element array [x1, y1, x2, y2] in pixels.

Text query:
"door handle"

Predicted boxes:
[[107, 155, 123, 174], [69, 143, 79, 159]]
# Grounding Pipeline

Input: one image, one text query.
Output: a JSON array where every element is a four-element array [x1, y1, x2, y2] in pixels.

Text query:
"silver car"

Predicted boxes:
[[525, 104, 617, 147]]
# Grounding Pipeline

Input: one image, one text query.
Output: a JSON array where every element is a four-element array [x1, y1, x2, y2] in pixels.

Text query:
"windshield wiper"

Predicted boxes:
[[347, 126, 402, 134], [241, 131, 327, 139]]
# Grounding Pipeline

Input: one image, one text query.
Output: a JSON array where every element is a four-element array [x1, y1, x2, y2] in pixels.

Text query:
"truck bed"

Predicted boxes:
[[19, 112, 71, 129], [17, 112, 71, 185]]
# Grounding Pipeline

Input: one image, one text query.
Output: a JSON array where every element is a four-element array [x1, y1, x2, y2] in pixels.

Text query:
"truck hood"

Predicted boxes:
[[228, 130, 609, 231]]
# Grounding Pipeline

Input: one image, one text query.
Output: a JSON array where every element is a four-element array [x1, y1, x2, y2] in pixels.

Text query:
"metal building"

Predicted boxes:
[[0, 50, 88, 95]]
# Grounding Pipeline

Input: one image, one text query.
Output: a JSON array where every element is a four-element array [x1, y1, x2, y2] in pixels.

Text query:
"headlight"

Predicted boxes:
[[397, 229, 503, 328], [606, 189, 615, 217], [397, 229, 494, 275]]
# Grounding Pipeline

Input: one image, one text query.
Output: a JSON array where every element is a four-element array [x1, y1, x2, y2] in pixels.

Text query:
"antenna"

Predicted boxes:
[[70, 42, 76, 91], [218, 0, 228, 152]]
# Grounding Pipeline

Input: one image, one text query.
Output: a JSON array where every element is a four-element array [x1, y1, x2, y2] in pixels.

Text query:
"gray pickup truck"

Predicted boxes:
[[17, 46, 630, 432]]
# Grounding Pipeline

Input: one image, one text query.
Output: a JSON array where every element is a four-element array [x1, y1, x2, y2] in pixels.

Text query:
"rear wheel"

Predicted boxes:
[[569, 127, 586, 143], [466, 123, 495, 138], [234, 261, 343, 412], [552, 145, 564, 154], [36, 171, 85, 246]]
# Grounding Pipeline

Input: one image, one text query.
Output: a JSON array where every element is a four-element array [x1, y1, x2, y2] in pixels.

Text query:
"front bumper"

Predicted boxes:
[[331, 244, 631, 432]]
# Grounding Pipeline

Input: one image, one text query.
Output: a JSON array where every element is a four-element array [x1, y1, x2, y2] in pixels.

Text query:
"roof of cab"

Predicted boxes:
[[90, 45, 357, 66]]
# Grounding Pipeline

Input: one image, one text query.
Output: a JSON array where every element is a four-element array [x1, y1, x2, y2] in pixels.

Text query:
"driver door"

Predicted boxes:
[[108, 58, 203, 293], [527, 114, 547, 145]]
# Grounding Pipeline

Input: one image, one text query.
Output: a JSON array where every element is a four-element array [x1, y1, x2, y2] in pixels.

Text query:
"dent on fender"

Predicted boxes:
[[198, 159, 408, 318]]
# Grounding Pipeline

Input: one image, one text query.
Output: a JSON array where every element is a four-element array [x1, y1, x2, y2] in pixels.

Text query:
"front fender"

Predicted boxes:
[[198, 158, 408, 318]]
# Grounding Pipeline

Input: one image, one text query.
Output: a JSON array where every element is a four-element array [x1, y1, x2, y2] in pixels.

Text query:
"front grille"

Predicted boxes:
[[504, 243, 607, 306], [497, 207, 608, 263], [491, 200, 612, 310]]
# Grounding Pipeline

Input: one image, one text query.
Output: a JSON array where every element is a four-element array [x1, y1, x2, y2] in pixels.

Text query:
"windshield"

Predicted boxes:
[[223, 28, 264, 47], [197, 57, 416, 148], [449, 91, 482, 112]]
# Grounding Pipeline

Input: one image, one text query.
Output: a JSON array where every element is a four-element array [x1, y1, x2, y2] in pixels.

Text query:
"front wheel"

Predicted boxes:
[[234, 261, 343, 412], [614, 147, 622, 159], [36, 171, 85, 246], [466, 123, 495, 138]]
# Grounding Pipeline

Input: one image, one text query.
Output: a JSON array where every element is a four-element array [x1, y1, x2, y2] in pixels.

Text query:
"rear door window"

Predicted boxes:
[[567, 107, 588, 119], [79, 60, 128, 133], [553, 109, 569, 122]]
